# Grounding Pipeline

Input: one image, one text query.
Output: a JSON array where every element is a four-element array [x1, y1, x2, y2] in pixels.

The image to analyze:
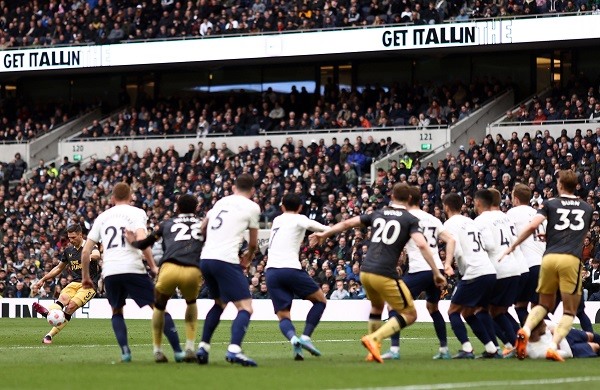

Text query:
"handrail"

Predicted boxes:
[[449, 89, 512, 143], [64, 125, 449, 142], [0, 11, 595, 52], [492, 118, 600, 127]]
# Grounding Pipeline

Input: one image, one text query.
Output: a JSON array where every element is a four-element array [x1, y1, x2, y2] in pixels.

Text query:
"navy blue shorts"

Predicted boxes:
[[490, 276, 520, 307], [403, 270, 443, 303], [200, 259, 251, 303], [514, 271, 530, 304], [104, 273, 155, 309], [566, 329, 596, 358], [522, 265, 540, 304], [266, 268, 320, 313], [452, 274, 496, 308]]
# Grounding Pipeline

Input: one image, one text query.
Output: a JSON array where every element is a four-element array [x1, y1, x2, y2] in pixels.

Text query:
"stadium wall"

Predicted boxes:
[[5, 298, 600, 324], [58, 127, 449, 160]]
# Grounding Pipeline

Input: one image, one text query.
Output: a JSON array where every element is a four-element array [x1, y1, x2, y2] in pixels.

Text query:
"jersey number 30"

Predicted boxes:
[[371, 218, 401, 244]]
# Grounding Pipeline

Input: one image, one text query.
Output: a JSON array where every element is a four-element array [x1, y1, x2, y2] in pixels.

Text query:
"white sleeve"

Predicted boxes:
[[248, 203, 260, 229], [302, 217, 330, 233], [88, 217, 102, 243], [477, 222, 495, 253], [130, 208, 147, 231]]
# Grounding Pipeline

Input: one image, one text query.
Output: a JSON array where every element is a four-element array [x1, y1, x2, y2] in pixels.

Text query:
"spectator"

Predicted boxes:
[[330, 280, 350, 300]]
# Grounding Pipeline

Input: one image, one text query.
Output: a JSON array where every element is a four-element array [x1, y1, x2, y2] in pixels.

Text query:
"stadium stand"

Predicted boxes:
[[0, 0, 595, 48]]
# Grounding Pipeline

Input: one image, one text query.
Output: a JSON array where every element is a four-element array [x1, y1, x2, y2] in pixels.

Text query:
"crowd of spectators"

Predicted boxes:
[[79, 78, 501, 139], [0, 0, 597, 49], [4, 115, 600, 301], [506, 82, 600, 124], [0, 97, 95, 144]]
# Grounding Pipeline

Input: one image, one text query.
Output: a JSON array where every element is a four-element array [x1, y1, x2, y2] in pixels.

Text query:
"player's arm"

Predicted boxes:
[[81, 239, 98, 289], [241, 227, 258, 268], [438, 230, 456, 276], [410, 231, 447, 288], [134, 227, 158, 275], [34, 261, 67, 289], [128, 229, 162, 250], [505, 214, 546, 256], [200, 215, 209, 239], [91, 246, 101, 262], [309, 216, 362, 247], [304, 219, 331, 233]]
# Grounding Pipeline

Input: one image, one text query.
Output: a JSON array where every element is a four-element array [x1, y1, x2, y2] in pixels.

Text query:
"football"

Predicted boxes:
[[47, 309, 66, 327]]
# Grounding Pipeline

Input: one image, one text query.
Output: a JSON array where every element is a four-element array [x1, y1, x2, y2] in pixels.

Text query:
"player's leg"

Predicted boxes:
[[300, 288, 327, 356], [39, 283, 79, 343], [489, 276, 519, 357], [427, 301, 450, 359], [545, 255, 581, 361], [465, 276, 499, 357], [177, 264, 203, 362], [47, 284, 95, 342], [197, 259, 224, 364], [423, 273, 449, 359], [448, 303, 474, 358], [576, 295, 593, 332], [389, 272, 424, 360], [105, 275, 131, 362], [219, 261, 256, 366], [517, 255, 559, 360], [365, 276, 417, 363], [294, 269, 326, 357], [359, 272, 388, 363], [266, 268, 303, 360], [152, 291, 171, 363], [127, 268, 183, 362], [515, 266, 538, 325]]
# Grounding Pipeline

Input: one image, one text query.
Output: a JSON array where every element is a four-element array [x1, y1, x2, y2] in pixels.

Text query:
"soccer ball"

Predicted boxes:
[[47, 309, 65, 327]]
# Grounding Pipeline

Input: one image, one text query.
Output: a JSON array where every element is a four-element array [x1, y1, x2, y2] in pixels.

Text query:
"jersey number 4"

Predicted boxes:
[[371, 218, 401, 245], [555, 208, 586, 231]]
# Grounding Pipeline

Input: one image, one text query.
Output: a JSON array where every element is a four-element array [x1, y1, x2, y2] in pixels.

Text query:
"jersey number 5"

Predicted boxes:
[[210, 210, 229, 230]]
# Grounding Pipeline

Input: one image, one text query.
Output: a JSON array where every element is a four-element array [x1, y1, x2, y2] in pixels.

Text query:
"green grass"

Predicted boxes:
[[1, 319, 600, 390]]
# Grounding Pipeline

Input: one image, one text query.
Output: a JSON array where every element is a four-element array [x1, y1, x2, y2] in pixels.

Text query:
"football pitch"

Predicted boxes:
[[1, 319, 600, 390]]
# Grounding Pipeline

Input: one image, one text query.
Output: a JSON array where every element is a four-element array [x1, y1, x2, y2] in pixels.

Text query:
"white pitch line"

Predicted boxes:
[[0, 338, 437, 350], [335, 376, 600, 390]]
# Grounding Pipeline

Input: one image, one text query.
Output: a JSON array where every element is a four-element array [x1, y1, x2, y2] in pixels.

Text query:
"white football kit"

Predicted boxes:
[[87, 204, 148, 277], [201, 194, 261, 264], [526, 321, 572, 359], [405, 209, 444, 273], [443, 215, 496, 280], [265, 213, 329, 270], [506, 205, 546, 268], [474, 210, 522, 279]]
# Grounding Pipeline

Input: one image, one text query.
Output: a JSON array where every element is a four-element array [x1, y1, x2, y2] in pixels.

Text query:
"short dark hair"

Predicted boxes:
[[235, 173, 255, 192], [558, 170, 578, 193], [408, 186, 421, 207], [443, 193, 463, 212], [474, 189, 493, 208], [66, 223, 82, 234], [392, 183, 411, 202], [513, 183, 531, 204], [282, 194, 302, 212], [113, 182, 131, 201], [488, 188, 501, 207], [177, 194, 198, 214]]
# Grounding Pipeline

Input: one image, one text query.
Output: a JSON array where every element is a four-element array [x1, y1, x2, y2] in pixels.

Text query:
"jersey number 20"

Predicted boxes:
[[371, 218, 401, 245]]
